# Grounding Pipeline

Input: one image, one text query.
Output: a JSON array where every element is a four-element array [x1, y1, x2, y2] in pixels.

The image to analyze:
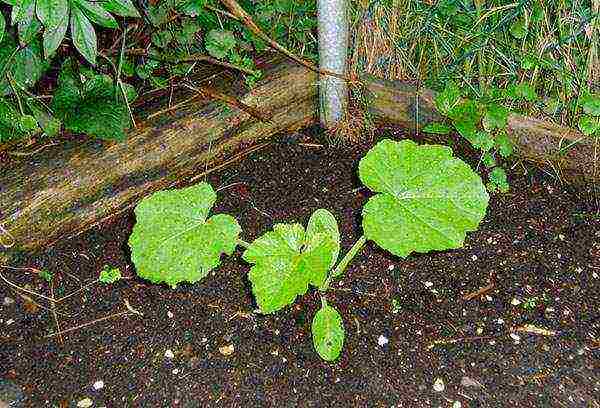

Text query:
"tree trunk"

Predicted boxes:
[[0, 60, 596, 257]]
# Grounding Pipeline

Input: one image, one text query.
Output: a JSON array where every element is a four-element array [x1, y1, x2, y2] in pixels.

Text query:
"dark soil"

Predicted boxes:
[[1, 127, 599, 407]]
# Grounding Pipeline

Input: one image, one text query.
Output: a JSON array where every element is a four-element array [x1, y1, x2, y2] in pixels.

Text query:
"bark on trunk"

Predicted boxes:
[[0, 60, 596, 256]]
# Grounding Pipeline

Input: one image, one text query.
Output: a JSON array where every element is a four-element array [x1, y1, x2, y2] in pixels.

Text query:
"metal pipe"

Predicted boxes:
[[317, 0, 349, 128]]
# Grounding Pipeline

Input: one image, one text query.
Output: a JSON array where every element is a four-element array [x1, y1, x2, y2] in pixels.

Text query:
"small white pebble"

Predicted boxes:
[[92, 380, 104, 390], [496, 318, 504, 325], [471, 255, 478, 261], [485, 295, 493, 302], [510, 333, 521, 342], [557, 253, 562, 259], [164, 349, 175, 359], [172, 368, 179, 374], [6, 319, 14, 325], [558, 234, 565, 241], [433, 377, 445, 392], [388, 264, 395, 271], [453, 401, 462, 408], [167, 311, 174, 319], [377, 335, 389, 346], [2, 297, 14, 306], [575, 267, 583, 273], [77, 397, 93, 408], [593, 272, 598, 279], [424, 281, 434, 288], [511, 298, 521, 306]]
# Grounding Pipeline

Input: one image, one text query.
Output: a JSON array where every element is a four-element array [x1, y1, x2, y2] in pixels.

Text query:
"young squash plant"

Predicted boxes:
[[128, 139, 489, 361]]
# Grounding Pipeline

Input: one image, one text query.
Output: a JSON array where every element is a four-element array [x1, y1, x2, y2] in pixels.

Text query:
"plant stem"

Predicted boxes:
[[237, 239, 251, 249], [322, 235, 367, 290]]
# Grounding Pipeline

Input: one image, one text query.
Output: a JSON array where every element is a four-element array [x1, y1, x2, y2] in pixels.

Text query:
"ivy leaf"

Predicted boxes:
[[102, 0, 141, 18], [488, 167, 509, 193], [435, 81, 461, 115], [358, 139, 489, 258], [580, 94, 600, 116], [243, 211, 338, 313], [422, 122, 452, 135], [312, 304, 344, 361], [578, 115, 600, 136], [205, 29, 236, 59], [71, 5, 97, 65], [75, 0, 118, 28], [51, 59, 131, 140], [483, 104, 509, 131], [129, 183, 241, 288]]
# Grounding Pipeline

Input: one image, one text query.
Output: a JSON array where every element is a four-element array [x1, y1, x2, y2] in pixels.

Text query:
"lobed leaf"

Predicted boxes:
[[128, 183, 241, 288], [312, 304, 344, 361], [359, 139, 489, 258], [243, 210, 339, 313]]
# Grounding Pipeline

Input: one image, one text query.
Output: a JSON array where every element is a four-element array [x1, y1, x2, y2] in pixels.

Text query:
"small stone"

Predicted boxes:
[[77, 397, 94, 407], [593, 272, 599, 279], [167, 311, 174, 319], [460, 376, 481, 388], [452, 402, 462, 408], [164, 349, 175, 359], [2, 297, 14, 306], [424, 281, 434, 288], [510, 332, 520, 342], [496, 318, 504, 325], [6, 319, 14, 325], [219, 344, 235, 356], [471, 255, 478, 261], [172, 368, 179, 374], [433, 377, 445, 392], [377, 335, 389, 346], [388, 264, 395, 271], [92, 380, 104, 390], [558, 234, 565, 241], [511, 298, 521, 306]]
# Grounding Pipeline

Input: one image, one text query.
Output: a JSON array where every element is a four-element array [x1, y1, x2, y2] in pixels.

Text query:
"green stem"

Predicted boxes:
[[322, 235, 367, 291], [237, 238, 251, 249]]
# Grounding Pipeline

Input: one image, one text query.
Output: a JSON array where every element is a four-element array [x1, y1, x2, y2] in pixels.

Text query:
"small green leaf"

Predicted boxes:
[[508, 83, 537, 102], [580, 94, 600, 116], [520, 55, 536, 70], [243, 211, 338, 313], [18, 114, 38, 132], [472, 131, 495, 152], [305, 209, 340, 271], [358, 139, 489, 258], [488, 167, 509, 193], [510, 18, 528, 39], [102, 0, 141, 18], [39, 269, 54, 282], [71, 5, 97, 65], [435, 81, 461, 115], [129, 182, 241, 288], [483, 104, 509, 131], [312, 304, 344, 362], [75, 0, 118, 28], [99, 265, 122, 284], [205, 29, 236, 59], [578, 115, 600, 136], [423, 122, 452, 135], [495, 131, 513, 158], [482, 152, 496, 168]]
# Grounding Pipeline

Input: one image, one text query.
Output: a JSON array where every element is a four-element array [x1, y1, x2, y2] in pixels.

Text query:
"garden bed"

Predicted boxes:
[[1, 127, 599, 407]]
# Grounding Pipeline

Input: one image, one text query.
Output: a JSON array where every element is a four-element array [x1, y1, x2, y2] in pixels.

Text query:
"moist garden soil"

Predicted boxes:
[[1, 127, 599, 407]]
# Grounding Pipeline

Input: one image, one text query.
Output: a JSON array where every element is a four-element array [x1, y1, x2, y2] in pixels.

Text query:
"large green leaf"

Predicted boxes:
[[102, 0, 141, 17], [0, 11, 5, 43], [205, 29, 236, 59], [0, 35, 48, 95], [312, 304, 344, 361], [74, 0, 118, 28], [17, 0, 42, 45], [70, 5, 97, 64], [305, 209, 340, 271], [243, 211, 339, 313], [129, 183, 241, 288], [37, 0, 69, 58], [359, 139, 489, 258]]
